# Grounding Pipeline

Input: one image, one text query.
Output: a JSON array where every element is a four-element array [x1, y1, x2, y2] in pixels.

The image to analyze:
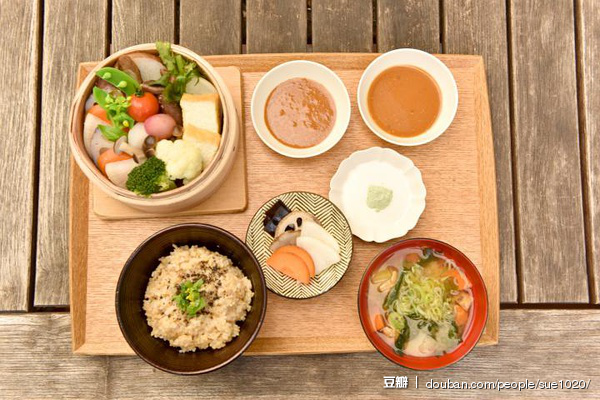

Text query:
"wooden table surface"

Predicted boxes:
[[0, 0, 598, 398]]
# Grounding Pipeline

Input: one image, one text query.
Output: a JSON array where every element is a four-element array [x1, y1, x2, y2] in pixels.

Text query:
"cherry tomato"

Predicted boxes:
[[88, 104, 110, 123], [128, 92, 159, 122]]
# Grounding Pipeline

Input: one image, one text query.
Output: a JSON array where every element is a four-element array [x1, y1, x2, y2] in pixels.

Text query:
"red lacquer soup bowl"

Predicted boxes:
[[358, 238, 488, 370]]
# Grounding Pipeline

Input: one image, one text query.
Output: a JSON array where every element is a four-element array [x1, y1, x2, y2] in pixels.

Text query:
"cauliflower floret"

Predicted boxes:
[[155, 139, 203, 183]]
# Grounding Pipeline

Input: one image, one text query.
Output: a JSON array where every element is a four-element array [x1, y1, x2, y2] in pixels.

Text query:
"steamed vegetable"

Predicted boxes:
[[127, 123, 149, 149], [83, 113, 109, 155], [144, 113, 176, 139], [105, 158, 138, 188], [127, 52, 165, 82], [125, 156, 175, 196], [128, 92, 159, 122], [93, 87, 135, 141], [88, 104, 110, 123], [96, 67, 141, 96], [97, 148, 132, 176], [155, 139, 203, 183], [88, 129, 113, 163], [150, 41, 200, 103], [83, 41, 220, 199], [185, 76, 217, 95]]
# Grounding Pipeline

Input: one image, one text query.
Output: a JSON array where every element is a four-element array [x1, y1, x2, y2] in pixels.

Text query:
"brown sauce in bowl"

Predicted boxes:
[[265, 78, 336, 148], [367, 66, 441, 137]]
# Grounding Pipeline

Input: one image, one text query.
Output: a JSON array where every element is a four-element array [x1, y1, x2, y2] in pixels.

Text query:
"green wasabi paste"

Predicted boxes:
[[367, 185, 393, 212]]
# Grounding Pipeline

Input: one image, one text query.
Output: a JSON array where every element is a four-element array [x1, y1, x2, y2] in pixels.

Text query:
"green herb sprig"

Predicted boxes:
[[173, 279, 206, 317], [150, 41, 200, 103], [92, 87, 134, 141]]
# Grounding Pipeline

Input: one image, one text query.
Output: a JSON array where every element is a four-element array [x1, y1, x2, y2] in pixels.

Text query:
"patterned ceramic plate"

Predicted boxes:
[[245, 191, 353, 299]]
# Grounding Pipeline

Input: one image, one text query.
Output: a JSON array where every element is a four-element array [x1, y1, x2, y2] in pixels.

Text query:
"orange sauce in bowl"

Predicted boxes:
[[367, 66, 441, 137], [265, 78, 336, 148]]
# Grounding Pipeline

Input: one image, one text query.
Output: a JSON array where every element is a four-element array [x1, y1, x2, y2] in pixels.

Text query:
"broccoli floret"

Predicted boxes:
[[126, 156, 175, 197]]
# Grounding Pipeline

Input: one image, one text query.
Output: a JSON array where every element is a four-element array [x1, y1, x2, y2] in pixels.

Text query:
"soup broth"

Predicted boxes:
[[367, 66, 441, 138], [367, 247, 473, 357]]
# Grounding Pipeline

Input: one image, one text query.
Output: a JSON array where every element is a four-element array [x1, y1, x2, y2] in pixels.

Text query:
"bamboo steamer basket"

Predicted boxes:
[[69, 44, 239, 213]]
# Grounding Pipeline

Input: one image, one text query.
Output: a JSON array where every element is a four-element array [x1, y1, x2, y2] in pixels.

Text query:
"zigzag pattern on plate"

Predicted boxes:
[[246, 192, 353, 299]]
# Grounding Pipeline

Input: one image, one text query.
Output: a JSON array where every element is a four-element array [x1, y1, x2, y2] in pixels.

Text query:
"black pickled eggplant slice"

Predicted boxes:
[[263, 200, 291, 237]]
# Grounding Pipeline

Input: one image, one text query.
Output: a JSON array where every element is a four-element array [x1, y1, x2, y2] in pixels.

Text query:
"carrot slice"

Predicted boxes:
[[89, 104, 110, 124], [373, 313, 385, 331], [97, 149, 132, 176], [443, 268, 470, 291], [266, 249, 310, 284], [405, 253, 421, 264], [277, 245, 315, 277]]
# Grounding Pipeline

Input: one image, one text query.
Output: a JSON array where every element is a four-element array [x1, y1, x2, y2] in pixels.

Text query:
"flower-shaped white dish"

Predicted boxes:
[[329, 147, 426, 242], [251, 60, 351, 158]]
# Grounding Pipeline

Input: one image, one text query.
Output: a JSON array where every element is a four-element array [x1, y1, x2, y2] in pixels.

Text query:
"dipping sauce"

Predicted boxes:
[[265, 78, 336, 148], [367, 66, 441, 137]]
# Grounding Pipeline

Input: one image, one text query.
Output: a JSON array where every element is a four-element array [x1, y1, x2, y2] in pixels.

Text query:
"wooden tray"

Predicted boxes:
[[82, 65, 248, 219], [70, 53, 499, 355]]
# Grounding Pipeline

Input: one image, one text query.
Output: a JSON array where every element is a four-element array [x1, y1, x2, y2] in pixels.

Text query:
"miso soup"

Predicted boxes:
[[368, 247, 473, 357]]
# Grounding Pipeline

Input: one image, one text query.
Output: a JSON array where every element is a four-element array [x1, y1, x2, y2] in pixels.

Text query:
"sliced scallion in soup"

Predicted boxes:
[[368, 247, 473, 357]]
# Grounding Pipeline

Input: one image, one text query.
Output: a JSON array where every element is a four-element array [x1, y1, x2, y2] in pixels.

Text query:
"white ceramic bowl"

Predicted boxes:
[[329, 147, 426, 242], [357, 49, 458, 146], [251, 60, 351, 158]]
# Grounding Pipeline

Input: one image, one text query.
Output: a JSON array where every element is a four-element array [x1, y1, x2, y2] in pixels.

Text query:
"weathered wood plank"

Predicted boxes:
[[180, 0, 242, 55], [112, 0, 175, 52], [444, 0, 517, 303], [0, 0, 39, 311], [578, 0, 600, 303], [246, 0, 307, 53], [1, 310, 600, 398], [377, 0, 440, 53], [0, 314, 107, 399], [510, 0, 588, 302], [34, 0, 107, 307], [312, 0, 373, 52]]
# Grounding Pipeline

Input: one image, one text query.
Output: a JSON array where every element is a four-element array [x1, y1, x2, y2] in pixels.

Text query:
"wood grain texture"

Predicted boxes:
[[509, 0, 588, 302], [70, 54, 499, 355], [180, 0, 241, 55], [34, 0, 107, 307], [246, 0, 307, 53], [112, 0, 174, 52], [377, 0, 440, 53], [0, 314, 107, 399], [444, 0, 517, 303], [3, 310, 600, 398], [578, 0, 600, 303], [69, 159, 89, 352], [0, 0, 39, 311], [311, 0, 373, 52]]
